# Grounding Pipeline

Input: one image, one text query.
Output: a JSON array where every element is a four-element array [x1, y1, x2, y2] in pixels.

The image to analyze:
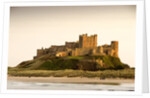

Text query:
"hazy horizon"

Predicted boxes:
[[8, 6, 136, 67]]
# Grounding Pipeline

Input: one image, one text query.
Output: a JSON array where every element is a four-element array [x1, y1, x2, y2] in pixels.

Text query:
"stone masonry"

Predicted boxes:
[[34, 34, 119, 59]]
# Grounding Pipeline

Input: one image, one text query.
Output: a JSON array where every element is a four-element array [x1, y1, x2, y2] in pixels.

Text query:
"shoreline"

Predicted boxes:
[[8, 76, 134, 85]]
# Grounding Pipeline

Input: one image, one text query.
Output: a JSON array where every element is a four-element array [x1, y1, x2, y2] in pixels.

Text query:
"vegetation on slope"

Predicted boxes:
[[17, 55, 129, 71], [8, 55, 134, 78], [15, 55, 129, 71]]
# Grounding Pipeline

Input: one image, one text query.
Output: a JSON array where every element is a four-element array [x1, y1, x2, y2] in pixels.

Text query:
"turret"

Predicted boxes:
[[111, 41, 118, 57]]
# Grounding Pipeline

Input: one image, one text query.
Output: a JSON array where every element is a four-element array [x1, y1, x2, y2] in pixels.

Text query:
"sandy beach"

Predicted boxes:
[[8, 76, 134, 84], [7, 76, 135, 90]]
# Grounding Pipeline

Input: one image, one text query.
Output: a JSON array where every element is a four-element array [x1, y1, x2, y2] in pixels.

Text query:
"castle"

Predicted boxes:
[[34, 34, 118, 59]]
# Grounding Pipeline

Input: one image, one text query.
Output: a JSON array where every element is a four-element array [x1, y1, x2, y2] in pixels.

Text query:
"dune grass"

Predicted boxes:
[[8, 68, 134, 79]]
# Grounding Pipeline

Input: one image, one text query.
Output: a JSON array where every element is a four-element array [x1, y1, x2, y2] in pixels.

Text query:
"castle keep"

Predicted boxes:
[[34, 34, 118, 59]]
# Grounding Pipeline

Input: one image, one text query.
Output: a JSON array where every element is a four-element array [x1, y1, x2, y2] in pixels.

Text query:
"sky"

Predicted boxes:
[[8, 6, 136, 67]]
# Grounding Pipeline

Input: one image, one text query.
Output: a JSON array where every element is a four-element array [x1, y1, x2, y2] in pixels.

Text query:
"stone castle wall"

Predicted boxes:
[[71, 48, 92, 56], [35, 34, 119, 59], [65, 42, 79, 49]]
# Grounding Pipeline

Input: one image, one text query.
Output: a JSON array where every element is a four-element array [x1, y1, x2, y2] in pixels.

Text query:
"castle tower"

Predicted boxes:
[[111, 41, 118, 57], [79, 34, 87, 48], [79, 34, 97, 48]]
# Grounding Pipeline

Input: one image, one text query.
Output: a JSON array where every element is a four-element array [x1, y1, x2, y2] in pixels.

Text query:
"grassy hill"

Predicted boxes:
[[15, 55, 130, 71]]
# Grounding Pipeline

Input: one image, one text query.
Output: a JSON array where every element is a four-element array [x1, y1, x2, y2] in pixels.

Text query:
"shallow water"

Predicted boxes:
[[7, 80, 134, 91]]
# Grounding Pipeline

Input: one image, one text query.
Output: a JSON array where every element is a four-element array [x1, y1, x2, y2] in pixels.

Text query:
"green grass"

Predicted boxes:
[[87, 55, 128, 69], [8, 68, 135, 79], [16, 55, 129, 71], [67, 56, 83, 60], [10, 55, 133, 79]]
